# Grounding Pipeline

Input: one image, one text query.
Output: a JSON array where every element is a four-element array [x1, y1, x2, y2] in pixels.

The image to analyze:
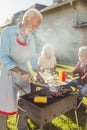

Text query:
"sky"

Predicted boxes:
[[0, 0, 53, 26]]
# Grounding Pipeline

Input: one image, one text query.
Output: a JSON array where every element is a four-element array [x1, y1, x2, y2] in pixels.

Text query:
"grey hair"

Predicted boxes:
[[23, 8, 43, 21], [79, 46, 87, 54], [41, 43, 54, 56]]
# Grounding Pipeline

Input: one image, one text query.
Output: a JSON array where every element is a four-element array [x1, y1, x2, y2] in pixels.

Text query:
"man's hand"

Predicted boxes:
[[11, 67, 35, 83], [21, 72, 35, 83]]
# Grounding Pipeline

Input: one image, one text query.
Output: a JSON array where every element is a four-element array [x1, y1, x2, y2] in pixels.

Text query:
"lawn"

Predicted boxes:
[[7, 64, 87, 130]]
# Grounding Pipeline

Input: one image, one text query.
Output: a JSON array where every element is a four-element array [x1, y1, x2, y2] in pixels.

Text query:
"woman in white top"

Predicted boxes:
[[38, 43, 57, 71]]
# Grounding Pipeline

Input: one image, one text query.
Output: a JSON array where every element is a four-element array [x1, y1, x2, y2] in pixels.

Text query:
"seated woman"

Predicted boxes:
[[38, 43, 57, 71], [66, 46, 87, 99]]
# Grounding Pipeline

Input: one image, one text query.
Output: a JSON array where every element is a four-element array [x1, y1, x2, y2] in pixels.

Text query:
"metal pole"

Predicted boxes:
[[85, 109, 87, 130], [74, 110, 80, 130], [49, 122, 52, 130], [15, 83, 26, 94], [40, 125, 44, 130]]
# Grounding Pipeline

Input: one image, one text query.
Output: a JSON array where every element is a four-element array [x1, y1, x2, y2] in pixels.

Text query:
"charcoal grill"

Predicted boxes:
[[18, 89, 77, 130]]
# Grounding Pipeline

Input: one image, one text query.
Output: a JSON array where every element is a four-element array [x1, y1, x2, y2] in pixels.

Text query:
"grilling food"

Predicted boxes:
[[34, 96, 47, 103], [36, 72, 45, 83], [27, 60, 45, 83], [28, 88, 68, 100]]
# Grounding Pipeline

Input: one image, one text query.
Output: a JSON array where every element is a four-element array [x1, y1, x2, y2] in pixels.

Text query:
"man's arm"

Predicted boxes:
[[11, 66, 34, 83], [11, 66, 26, 76]]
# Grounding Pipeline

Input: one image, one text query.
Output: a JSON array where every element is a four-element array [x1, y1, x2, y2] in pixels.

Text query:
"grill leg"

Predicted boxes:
[[39, 125, 43, 130], [85, 109, 87, 130], [74, 110, 80, 130], [49, 122, 52, 130]]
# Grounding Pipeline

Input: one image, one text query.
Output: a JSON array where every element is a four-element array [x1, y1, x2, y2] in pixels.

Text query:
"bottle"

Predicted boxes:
[[59, 70, 66, 81], [59, 70, 62, 81], [62, 71, 66, 81]]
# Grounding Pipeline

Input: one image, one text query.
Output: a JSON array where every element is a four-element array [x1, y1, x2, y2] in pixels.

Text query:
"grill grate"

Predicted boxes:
[[20, 89, 73, 108]]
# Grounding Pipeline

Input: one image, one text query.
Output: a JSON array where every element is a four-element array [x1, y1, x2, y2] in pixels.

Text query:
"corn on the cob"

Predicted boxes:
[[34, 96, 47, 103]]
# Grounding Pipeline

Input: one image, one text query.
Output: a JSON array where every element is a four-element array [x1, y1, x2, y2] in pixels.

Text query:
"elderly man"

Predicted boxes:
[[0, 8, 43, 130]]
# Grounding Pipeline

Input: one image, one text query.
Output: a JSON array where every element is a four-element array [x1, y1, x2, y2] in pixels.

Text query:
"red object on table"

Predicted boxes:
[[61, 71, 66, 81]]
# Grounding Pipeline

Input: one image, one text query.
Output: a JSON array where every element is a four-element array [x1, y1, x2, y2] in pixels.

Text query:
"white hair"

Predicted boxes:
[[79, 46, 87, 54], [41, 43, 54, 56], [23, 8, 43, 21]]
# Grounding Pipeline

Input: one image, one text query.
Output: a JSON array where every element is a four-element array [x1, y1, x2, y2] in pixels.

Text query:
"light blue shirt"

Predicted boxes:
[[0, 24, 38, 70]]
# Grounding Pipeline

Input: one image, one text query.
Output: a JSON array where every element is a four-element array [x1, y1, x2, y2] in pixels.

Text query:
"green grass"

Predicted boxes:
[[7, 107, 87, 130], [7, 64, 87, 130]]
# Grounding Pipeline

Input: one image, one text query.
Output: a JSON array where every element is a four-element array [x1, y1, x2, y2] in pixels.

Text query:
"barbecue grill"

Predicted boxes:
[[18, 88, 77, 130]]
